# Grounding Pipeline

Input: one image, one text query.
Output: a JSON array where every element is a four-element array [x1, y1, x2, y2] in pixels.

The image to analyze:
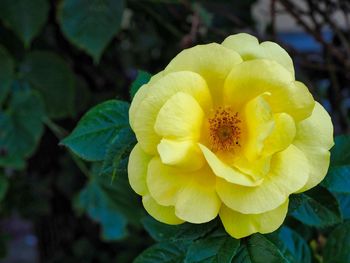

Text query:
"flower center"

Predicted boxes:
[[208, 107, 241, 152]]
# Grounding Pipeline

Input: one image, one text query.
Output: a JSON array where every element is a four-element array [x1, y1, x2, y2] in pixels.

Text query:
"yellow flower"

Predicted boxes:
[[128, 33, 334, 238]]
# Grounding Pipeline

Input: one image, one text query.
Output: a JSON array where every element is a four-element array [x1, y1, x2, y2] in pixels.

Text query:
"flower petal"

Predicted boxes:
[[294, 102, 334, 192], [147, 157, 183, 206], [243, 94, 274, 161], [233, 154, 271, 181], [220, 200, 289, 239], [216, 144, 309, 214], [133, 71, 211, 154], [198, 144, 262, 187], [222, 33, 294, 76], [175, 166, 221, 223], [224, 59, 314, 121], [129, 71, 165, 129], [142, 194, 184, 225], [263, 113, 296, 156], [157, 139, 205, 171], [260, 41, 294, 77], [222, 33, 265, 60], [164, 43, 242, 105], [154, 92, 204, 140], [127, 144, 152, 196]]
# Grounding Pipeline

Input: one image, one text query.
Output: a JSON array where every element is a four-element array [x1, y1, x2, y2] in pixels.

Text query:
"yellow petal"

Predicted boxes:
[[142, 194, 184, 225], [222, 33, 294, 76], [129, 71, 165, 129], [222, 33, 265, 60], [147, 157, 182, 206], [154, 92, 204, 140], [164, 43, 242, 105], [127, 144, 152, 196], [260, 41, 294, 77], [263, 113, 296, 156], [198, 144, 262, 187], [294, 102, 334, 192], [224, 59, 314, 121], [243, 94, 274, 161], [133, 71, 211, 154], [220, 200, 289, 239], [233, 154, 271, 181], [157, 139, 205, 171], [147, 157, 220, 223], [175, 166, 221, 223], [216, 144, 309, 214]]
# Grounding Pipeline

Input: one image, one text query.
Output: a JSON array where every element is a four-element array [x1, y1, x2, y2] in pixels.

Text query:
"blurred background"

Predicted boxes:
[[0, 0, 349, 262]]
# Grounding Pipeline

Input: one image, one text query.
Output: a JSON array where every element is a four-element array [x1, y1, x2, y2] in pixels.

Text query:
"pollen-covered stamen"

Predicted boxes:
[[209, 107, 241, 151]]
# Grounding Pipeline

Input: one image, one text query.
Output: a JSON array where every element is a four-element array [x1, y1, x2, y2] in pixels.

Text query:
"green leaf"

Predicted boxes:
[[20, 51, 76, 119], [61, 100, 130, 161], [100, 127, 136, 179], [323, 221, 350, 263], [322, 166, 350, 193], [142, 216, 218, 242], [130, 70, 152, 99], [233, 234, 289, 263], [266, 227, 311, 263], [0, 45, 14, 106], [185, 230, 240, 263], [289, 186, 342, 227], [0, 0, 49, 47], [58, 0, 125, 62], [0, 175, 9, 202], [134, 240, 190, 263], [75, 165, 143, 241], [329, 135, 350, 166], [322, 135, 350, 193], [333, 193, 350, 219], [0, 89, 45, 169]]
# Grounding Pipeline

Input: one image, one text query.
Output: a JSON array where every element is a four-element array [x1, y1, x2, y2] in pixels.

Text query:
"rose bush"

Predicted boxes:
[[128, 33, 333, 238]]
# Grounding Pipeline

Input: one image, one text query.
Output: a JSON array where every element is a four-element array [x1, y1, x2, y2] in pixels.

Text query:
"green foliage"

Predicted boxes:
[[233, 234, 289, 263], [322, 135, 350, 219], [323, 221, 350, 263], [100, 127, 136, 179], [0, 0, 49, 47], [75, 165, 143, 241], [266, 227, 311, 263], [289, 186, 342, 227], [61, 100, 130, 161], [134, 240, 191, 263], [0, 45, 14, 106], [142, 216, 218, 242], [57, 0, 125, 62], [130, 70, 152, 99], [0, 89, 45, 169], [20, 51, 76, 119], [184, 230, 240, 263]]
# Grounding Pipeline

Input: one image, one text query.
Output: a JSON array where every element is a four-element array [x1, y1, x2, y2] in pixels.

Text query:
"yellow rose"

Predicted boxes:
[[128, 33, 334, 238]]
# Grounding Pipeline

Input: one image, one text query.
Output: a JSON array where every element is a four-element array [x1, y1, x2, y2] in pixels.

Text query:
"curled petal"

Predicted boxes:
[[222, 33, 294, 76], [216, 145, 309, 214], [133, 71, 211, 154], [220, 200, 289, 239], [128, 144, 152, 196], [142, 194, 184, 225], [224, 59, 314, 121], [294, 102, 334, 192], [165, 43, 242, 105], [199, 144, 262, 187]]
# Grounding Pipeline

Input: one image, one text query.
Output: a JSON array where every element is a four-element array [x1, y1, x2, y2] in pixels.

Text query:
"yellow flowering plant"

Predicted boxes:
[[128, 33, 334, 239], [62, 33, 349, 262]]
